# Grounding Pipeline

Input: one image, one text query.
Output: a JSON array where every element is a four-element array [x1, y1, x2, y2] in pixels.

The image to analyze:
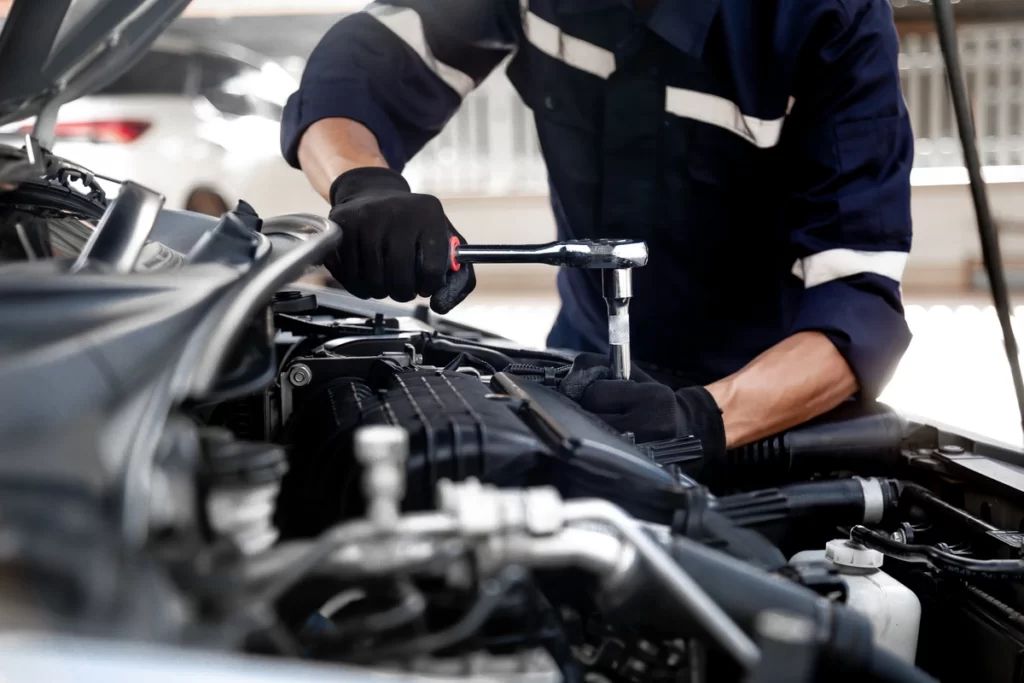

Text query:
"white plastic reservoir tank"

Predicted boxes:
[[790, 539, 921, 664]]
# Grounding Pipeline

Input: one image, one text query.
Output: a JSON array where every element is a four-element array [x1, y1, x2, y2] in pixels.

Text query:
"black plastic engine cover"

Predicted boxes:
[[275, 365, 693, 538], [276, 369, 543, 537]]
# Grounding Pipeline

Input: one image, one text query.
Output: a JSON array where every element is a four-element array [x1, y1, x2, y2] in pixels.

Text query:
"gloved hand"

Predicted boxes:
[[558, 352, 656, 401], [560, 353, 725, 455], [324, 167, 475, 314], [581, 380, 725, 454]]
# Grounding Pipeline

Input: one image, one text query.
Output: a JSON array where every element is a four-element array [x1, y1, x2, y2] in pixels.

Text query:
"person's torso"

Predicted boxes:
[[504, 0, 823, 383]]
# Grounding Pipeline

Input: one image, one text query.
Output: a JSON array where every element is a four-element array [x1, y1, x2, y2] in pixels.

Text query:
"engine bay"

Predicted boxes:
[[4, 135, 1024, 683], [213, 288, 1024, 683]]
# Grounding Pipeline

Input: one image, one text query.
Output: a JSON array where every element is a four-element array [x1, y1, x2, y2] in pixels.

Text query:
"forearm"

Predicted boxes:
[[704, 331, 858, 448], [297, 118, 390, 201]]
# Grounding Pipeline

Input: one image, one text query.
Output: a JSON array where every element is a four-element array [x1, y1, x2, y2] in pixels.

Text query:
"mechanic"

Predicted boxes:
[[281, 0, 913, 456]]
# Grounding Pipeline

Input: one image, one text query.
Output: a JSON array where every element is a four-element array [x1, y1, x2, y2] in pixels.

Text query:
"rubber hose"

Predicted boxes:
[[850, 525, 1024, 580], [709, 479, 900, 547], [711, 403, 905, 486]]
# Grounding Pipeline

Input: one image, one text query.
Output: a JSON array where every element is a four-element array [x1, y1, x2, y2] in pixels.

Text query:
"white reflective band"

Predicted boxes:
[[791, 249, 909, 288], [665, 87, 794, 149], [365, 3, 475, 98], [523, 11, 616, 79]]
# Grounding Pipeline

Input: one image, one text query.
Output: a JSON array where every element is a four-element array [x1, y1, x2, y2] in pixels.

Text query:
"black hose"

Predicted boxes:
[[900, 483, 998, 538], [714, 479, 898, 530], [867, 647, 938, 683], [850, 525, 1024, 580], [711, 403, 905, 486], [932, 0, 1024, 430]]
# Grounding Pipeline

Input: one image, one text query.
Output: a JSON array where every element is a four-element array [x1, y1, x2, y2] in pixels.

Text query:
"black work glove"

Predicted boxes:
[[560, 353, 725, 455], [558, 352, 656, 401], [325, 167, 475, 314]]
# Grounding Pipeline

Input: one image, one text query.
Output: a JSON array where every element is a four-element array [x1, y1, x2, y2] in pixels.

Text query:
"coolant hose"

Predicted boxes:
[[707, 478, 900, 546], [603, 534, 936, 682]]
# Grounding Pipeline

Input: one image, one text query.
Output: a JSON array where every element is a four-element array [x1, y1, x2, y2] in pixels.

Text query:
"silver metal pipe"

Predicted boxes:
[[248, 512, 457, 602], [564, 499, 761, 670], [263, 214, 339, 255], [72, 181, 164, 273], [481, 527, 637, 584]]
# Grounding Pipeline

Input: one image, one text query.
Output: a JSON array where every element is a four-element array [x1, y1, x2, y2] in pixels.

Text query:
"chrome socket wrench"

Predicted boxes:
[[450, 238, 649, 379]]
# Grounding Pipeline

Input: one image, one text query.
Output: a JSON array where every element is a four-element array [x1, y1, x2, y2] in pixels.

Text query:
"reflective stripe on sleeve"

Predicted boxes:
[[665, 87, 794, 149], [791, 249, 909, 288], [365, 3, 476, 98]]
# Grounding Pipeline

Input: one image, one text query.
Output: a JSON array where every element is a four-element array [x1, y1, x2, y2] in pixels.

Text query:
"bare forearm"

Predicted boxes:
[[297, 118, 389, 201], [704, 331, 858, 448]]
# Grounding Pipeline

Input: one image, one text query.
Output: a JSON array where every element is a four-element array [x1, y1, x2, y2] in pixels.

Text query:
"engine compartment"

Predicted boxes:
[[196, 288, 1024, 683], [4, 153, 1024, 683]]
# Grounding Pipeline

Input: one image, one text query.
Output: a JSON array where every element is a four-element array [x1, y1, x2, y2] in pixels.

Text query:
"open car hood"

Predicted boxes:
[[0, 0, 190, 134]]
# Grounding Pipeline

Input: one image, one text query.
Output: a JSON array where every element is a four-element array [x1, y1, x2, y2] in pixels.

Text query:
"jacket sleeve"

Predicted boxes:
[[782, 0, 914, 399], [281, 0, 519, 171]]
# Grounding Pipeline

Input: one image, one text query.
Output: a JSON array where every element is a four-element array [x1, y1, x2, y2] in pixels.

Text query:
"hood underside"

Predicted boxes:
[[0, 0, 190, 133]]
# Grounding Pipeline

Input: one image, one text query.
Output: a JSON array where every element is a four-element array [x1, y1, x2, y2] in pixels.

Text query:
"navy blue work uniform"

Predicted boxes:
[[282, 0, 913, 398]]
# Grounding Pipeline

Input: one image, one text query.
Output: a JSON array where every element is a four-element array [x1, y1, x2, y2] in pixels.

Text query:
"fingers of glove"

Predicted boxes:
[[414, 200, 452, 297], [571, 352, 612, 373], [362, 226, 388, 299], [326, 214, 372, 298], [558, 352, 610, 402], [430, 262, 476, 314], [594, 412, 677, 444], [580, 380, 676, 416], [383, 227, 419, 303]]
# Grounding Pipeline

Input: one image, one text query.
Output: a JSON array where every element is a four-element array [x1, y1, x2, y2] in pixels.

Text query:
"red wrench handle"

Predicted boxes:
[[448, 234, 463, 272]]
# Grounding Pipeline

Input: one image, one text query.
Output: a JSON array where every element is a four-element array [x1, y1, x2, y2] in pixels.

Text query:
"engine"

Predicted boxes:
[[180, 287, 1012, 683]]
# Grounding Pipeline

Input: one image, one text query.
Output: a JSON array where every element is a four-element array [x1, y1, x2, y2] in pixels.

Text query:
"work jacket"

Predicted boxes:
[[282, 0, 913, 398]]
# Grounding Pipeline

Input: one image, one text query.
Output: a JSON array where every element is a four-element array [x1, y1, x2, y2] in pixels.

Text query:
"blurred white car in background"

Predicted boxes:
[[1, 36, 325, 217]]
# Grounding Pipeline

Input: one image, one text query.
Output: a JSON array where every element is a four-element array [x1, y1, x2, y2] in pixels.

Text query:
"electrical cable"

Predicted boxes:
[[932, 0, 1024, 430], [343, 566, 525, 663], [304, 582, 428, 649], [900, 483, 999, 537], [850, 525, 1024, 580]]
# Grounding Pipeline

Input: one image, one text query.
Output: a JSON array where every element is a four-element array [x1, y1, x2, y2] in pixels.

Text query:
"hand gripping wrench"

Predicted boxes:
[[448, 237, 649, 380]]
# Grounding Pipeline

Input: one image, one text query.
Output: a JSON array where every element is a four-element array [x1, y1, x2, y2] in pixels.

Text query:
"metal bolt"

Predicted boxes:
[[288, 363, 312, 387], [939, 444, 966, 455]]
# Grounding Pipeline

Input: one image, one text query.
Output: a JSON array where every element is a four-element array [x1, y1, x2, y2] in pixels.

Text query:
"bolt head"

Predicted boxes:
[[287, 364, 312, 387]]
